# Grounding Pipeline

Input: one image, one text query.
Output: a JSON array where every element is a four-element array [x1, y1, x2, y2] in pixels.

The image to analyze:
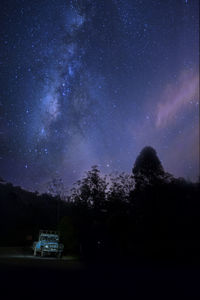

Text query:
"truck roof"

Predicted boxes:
[[39, 230, 59, 235], [40, 233, 58, 237]]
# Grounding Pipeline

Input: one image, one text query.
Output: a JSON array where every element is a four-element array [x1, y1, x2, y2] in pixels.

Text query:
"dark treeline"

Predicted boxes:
[[0, 146, 199, 261]]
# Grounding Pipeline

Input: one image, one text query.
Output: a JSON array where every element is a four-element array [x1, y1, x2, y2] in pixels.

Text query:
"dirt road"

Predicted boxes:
[[0, 248, 200, 299]]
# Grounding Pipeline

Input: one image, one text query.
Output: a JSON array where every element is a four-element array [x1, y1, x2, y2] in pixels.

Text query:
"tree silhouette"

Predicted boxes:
[[46, 177, 66, 225], [132, 146, 165, 189], [46, 177, 66, 200], [107, 172, 134, 215], [58, 216, 79, 254], [1, 145, 200, 260], [70, 165, 107, 209]]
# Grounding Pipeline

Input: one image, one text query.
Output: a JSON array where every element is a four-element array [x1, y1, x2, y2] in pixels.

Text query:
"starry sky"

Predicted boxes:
[[0, 0, 199, 192]]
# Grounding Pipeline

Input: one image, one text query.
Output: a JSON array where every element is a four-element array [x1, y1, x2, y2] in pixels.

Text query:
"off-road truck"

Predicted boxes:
[[33, 230, 64, 258]]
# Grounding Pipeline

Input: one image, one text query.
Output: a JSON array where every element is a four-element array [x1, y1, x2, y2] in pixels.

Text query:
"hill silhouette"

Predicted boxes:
[[0, 147, 199, 261]]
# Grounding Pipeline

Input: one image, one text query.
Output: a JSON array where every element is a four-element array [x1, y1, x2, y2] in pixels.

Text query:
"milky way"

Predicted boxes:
[[0, 0, 199, 191]]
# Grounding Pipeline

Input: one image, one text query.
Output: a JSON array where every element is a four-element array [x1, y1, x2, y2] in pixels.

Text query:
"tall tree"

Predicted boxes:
[[132, 146, 165, 189], [107, 172, 134, 212], [46, 177, 66, 225], [70, 165, 107, 209]]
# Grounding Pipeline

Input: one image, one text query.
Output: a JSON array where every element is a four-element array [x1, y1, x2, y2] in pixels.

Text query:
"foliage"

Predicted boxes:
[[0, 146, 199, 261], [58, 216, 79, 254], [132, 146, 165, 189], [46, 177, 66, 200], [70, 165, 107, 209]]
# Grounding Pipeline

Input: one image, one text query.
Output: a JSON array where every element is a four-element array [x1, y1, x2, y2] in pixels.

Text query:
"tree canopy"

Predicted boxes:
[[0, 146, 199, 261], [132, 146, 165, 189]]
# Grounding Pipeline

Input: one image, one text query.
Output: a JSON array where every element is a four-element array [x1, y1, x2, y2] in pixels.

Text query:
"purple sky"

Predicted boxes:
[[0, 0, 199, 192]]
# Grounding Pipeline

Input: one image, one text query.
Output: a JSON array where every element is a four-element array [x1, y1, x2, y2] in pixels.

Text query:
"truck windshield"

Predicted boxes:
[[40, 236, 58, 242]]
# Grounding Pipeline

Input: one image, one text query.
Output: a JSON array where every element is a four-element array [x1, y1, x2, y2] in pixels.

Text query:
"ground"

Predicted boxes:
[[0, 247, 200, 299]]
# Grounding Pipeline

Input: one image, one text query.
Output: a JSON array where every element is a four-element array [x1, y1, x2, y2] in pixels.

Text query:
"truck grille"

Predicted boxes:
[[49, 244, 58, 249]]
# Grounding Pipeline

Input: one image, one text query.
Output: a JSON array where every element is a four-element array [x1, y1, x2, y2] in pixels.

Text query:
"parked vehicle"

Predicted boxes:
[[32, 230, 64, 258]]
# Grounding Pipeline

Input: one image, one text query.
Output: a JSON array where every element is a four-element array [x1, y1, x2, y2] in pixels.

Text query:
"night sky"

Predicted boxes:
[[0, 0, 199, 192]]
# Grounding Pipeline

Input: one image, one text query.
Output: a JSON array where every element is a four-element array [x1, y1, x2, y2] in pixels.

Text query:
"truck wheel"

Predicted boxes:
[[33, 248, 37, 256], [41, 249, 44, 257]]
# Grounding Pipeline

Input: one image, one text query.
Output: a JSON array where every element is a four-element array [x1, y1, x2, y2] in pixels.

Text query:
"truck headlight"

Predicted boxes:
[[44, 245, 49, 248]]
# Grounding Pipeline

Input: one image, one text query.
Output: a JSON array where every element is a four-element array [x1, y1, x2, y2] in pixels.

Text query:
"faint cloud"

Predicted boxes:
[[156, 70, 199, 128], [161, 119, 199, 181]]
